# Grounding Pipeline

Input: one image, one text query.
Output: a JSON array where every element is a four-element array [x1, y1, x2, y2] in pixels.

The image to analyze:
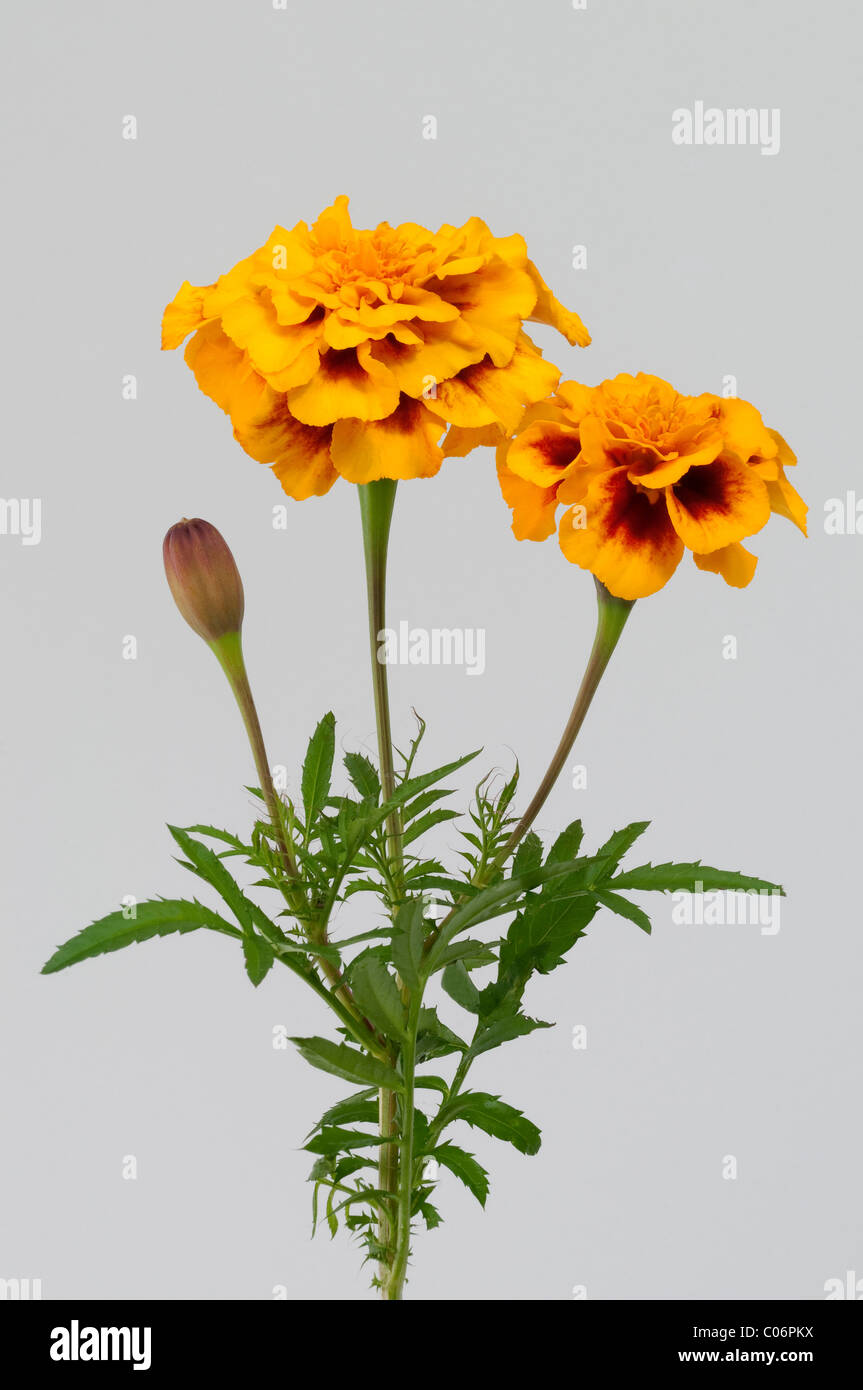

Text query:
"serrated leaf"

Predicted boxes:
[[402, 808, 461, 848], [433, 938, 497, 970], [595, 889, 652, 934], [308, 1093, 378, 1136], [609, 862, 784, 894], [289, 1037, 404, 1092], [441, 960, 481, 1014], [547, 820, 584, 865], [183, 824, 251, 853], [431, 1142, 489, 1206], [304, 1126, 395, 1156], [419, 1200, 443, 1229], [243, 934, 275, 986], [168, 825, 257, 932], [389, 899, 426, 991], [594, 820, 650, 870], [347, 956, 406, 1041], [512, 832, 543, 878], [42, 898, 241, 974], [301, 713, 336, 828], [440, 1092, 541, 1155], [402, 788, 455, 822], [423, 855, 606, 973], [415, 1007, 468, 1062], [344, 752, 380, 803], [468, 1014, 552, 1059]]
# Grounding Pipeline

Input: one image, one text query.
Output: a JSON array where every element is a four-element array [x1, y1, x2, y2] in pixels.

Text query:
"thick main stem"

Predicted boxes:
[[499, 579, 634, 861], [385, 997, 419, 1301], [358, 480, 404, 1293]]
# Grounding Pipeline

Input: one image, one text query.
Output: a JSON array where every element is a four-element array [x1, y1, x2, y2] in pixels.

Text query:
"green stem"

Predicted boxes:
[[358, 480, 404, 887], [357, 479, 405, 1292], [385, 995, 420, 1301], [498, 578, 634, 861], [422, 580, 634, 959], [212, 630, 300, 884], [212, 631, 371, 1036]]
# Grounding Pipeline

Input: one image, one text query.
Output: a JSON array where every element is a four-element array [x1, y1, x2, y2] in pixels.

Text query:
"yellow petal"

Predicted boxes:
[[425, 333, 560, 433], [693, 541, 758, 587], [717, 397, 776, 463], [497, 461, 560, 541], [330, 398, 445, 482], [526, 261, 591, 347], [267, 417, 339, 501], [183, 322, 273, 429], [162, 281, 214, 350], [442, 423, 506, 457], [558, 468, 684, 599], [766, 470, 808, 534], [505, 419, 581, 487], [665, 457, 771, 553], [287, 342, 400, 426]]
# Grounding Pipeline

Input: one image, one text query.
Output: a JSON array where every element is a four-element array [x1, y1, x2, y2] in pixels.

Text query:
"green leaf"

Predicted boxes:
[[441, 960, 481, 1014], [594, 820, 650, 870], [243, 934, 275, 986], [42, 898, 241, 974], [289, 1037, 404, 1092], [431, 1142, 489, 1207], [305, 1127, 394, 1156], [423, 855, 606, 973], [468, 1014, 552, 1059], [608, 862, 784, 895], [302, 713, 336, 828], [439, 1092, 541, 1155], [347, 956, 406, 1041], [511, 832, 543, 878], [344, 752, 380, 803], [595, 889, 652, 934], [433, 939, 497, 970], [402, 788, 455, 822], [419, 1200, 443, 1230], [389, 899, 426, 991], [547, 820, 584, 864], [415, 1007, 468, 1062], [501, 891, 597, 977], [376, 750, 481, 828], [308, 1093, 378, 1135], [402, 808, 461, 847], [168, 825, 257, 932], [183, 824, 251, 854]]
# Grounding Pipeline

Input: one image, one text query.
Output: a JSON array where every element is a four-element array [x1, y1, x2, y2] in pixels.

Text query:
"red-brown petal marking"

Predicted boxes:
[[666, 456, 771, 554], [559, 467, 684, 599]]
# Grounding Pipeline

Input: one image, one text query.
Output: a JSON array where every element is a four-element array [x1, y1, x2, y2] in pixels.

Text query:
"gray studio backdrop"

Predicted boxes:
[[2, 0, 860, 1301]]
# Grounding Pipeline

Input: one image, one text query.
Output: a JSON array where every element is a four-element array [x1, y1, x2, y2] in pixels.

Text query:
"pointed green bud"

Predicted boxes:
[[162, 518, 245, 645]]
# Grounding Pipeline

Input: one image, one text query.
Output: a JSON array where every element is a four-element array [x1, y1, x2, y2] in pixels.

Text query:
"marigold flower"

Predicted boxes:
[[162, 196, 589, 500], [497, 372, 806, 599]]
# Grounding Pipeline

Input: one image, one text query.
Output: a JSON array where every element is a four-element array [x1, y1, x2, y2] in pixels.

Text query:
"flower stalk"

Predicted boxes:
[[500, 578, 635, 858], [357, 479, 404, 1291]]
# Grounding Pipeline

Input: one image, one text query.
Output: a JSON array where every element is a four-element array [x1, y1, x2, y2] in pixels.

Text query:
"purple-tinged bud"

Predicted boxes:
[[163, 518, 245, 645]]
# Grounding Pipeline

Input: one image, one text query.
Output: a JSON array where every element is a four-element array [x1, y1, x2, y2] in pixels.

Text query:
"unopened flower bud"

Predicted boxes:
[[163, 518, 245, 645]]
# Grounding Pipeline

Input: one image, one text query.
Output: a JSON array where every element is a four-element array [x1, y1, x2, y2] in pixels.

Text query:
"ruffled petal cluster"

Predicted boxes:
[[162, 197, 589, 498], [497, 373, 806, 598]]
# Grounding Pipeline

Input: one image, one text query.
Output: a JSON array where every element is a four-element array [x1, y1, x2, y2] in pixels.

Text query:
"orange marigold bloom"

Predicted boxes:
[[161, 196, 589, 499], [497, 373, 806, 600]]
